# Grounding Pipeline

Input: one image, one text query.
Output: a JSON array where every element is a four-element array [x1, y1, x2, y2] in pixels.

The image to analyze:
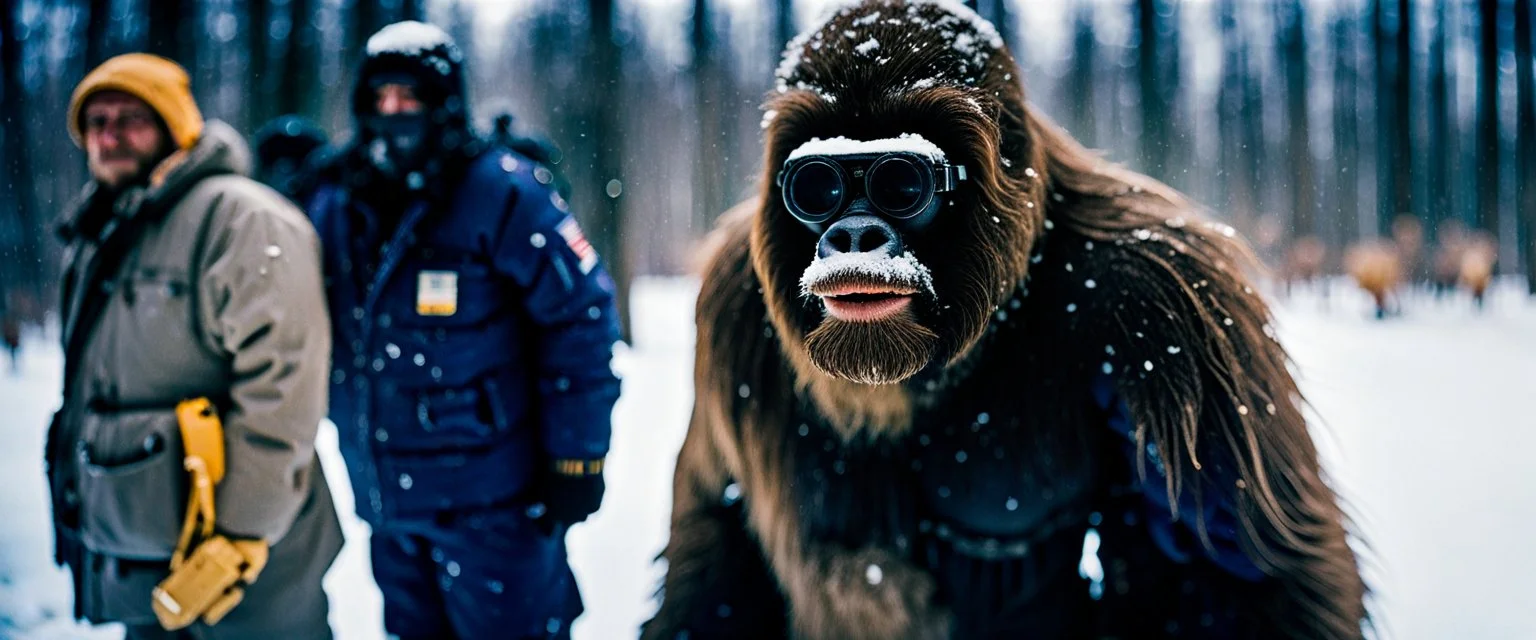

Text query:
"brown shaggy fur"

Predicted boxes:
[[647, 2, 1366, 638]]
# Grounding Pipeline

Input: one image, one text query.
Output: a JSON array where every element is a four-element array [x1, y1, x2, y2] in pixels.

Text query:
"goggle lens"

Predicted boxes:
[[867, 156, 927, 216], [787, 161, 845, 221]]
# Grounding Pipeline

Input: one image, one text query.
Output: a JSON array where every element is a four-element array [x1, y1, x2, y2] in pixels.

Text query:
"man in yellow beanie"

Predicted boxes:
[[46, 53, 342, 640]]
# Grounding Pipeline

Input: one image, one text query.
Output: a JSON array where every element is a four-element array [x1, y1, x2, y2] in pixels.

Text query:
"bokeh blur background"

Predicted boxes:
[[1, 0, 1533, 327], [1, 1, 1534, 639]]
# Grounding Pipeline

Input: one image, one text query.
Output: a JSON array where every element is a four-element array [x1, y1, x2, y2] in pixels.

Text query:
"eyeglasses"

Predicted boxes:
[[83, 111, 158, 136], [777, 152, 967, 231]]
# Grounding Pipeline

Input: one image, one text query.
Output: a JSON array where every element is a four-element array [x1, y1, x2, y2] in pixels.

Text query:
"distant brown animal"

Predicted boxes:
[[1431, 220, 1469, 295], [1344, 241, 1402, 319], [1431, 221, 1497, 308], [1390, 215, 1425, 285], [1458, 232, 1497, 308], [2, 311, 19, 373], [1282, 235, 1327, 297]]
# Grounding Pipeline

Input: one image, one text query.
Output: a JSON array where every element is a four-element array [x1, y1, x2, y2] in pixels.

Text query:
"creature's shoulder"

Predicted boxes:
[[1028, 212, 1278, 391], [691, 201, 799, 414], [695, 201, 769, 353]]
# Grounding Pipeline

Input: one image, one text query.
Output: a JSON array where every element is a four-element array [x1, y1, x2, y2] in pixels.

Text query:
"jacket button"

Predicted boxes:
[[398, 474, 414, 490]]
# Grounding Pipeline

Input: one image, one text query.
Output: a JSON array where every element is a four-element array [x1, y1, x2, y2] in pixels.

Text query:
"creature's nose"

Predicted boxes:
[[818, 213, 904, 259]]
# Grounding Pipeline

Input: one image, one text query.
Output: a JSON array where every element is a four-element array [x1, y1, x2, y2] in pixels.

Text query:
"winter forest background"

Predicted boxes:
[[1, 0, 1535, 328], [1, 1, 1536, 639]]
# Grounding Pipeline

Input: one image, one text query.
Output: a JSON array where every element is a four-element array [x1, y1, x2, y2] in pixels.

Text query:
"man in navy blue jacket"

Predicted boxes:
[[305, 21, 621, 640]]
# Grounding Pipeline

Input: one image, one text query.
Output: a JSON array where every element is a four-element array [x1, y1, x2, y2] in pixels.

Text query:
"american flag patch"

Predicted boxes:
[[557, 217, 598, 275]]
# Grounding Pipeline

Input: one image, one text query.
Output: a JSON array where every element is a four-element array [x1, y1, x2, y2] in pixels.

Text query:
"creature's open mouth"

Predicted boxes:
[[816, 283, 917, 322], [799, 251, 934, 323]]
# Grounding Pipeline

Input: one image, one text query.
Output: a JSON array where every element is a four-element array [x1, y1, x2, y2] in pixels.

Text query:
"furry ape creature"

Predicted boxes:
[[645, 2, 1366, 638]]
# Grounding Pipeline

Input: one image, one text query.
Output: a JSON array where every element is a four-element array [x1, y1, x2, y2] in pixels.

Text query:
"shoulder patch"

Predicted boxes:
[[557, 216, 598, 275]]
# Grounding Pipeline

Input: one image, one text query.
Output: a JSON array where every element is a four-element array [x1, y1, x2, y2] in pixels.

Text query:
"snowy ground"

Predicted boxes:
[[1, 276, 1533, 639]]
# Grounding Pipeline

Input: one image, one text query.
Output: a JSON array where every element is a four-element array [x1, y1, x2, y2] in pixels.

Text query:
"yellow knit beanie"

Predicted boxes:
[[68, 53, 204, 150]]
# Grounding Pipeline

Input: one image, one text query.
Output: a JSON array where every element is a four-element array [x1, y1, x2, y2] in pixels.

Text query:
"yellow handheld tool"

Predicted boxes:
[[151, 398, 269, 631]]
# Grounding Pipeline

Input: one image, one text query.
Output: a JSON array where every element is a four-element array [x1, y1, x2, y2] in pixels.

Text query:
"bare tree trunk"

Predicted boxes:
[[401, 0, 426, 22], [1476, 0, 1501, 238], [84, 0, 113, 70], [147, 0, 195, 68], [1136, 0, 1170, 180], [1373, 0, 1412, 236], [692, 0, 727, 234], [274, 0, 319, 119], [348, 0, 384, 97], [1427, 0, 1453, 235], [775, 0, 796, 56], [2, 2, 42, 296], [247, 0, 271, 130], [1067, 3, 1096, 147], [1516, 0, 1536, 292], [1280, 0, 1314, 240], [1331, 7, 1361, 250], [587, 0, 631, 340]]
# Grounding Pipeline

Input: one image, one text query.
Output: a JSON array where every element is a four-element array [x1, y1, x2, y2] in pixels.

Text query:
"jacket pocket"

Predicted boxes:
[[385, 432, 536, 517], [77, 409, 188, 560]]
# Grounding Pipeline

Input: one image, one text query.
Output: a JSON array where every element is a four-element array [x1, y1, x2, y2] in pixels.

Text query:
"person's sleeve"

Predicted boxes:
[[195, 192, 331, 542], [491, 168, 622, 465]]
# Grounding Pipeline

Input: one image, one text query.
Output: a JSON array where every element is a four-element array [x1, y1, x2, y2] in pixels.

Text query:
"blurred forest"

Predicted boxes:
[[2, 0, 1535, 332]]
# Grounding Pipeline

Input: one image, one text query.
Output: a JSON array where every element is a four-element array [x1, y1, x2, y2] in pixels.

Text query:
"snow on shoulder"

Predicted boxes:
[[787, 134, 948, 162], [366, 21, 453, 56]]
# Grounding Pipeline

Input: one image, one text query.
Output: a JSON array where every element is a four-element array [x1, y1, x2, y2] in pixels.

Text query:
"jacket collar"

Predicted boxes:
[[57, 120, 251, 242]]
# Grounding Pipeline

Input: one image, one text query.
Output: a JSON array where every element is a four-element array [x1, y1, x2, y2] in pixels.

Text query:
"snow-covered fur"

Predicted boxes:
[[646, 1, 1366, 639]]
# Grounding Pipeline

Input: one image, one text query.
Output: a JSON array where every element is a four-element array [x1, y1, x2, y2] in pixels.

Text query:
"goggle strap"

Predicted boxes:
[[936, 164, 967, 193]]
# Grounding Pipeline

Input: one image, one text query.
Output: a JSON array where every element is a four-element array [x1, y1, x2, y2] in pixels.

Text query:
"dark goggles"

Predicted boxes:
[[777, 152, 968, 231]]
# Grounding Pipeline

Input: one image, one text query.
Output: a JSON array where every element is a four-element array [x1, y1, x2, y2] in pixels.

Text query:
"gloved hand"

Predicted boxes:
[[152, 535, 269, 630], [533, 459, 606, 535]]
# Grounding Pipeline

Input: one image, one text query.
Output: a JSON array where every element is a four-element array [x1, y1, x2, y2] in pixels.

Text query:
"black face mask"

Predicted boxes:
[[365, 113, 432, 181]]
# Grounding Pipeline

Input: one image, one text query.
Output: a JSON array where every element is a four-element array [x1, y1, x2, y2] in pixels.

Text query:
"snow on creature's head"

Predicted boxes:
[[786, 133, 949, 163], [774, 0, 1007, 100]]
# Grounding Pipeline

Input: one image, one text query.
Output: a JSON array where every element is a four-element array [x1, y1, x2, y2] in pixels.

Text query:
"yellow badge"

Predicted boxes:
[[416, 270, 459, 316]]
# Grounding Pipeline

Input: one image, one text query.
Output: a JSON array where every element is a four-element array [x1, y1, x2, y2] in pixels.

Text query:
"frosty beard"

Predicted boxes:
[[803, 311, 938, 385]]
